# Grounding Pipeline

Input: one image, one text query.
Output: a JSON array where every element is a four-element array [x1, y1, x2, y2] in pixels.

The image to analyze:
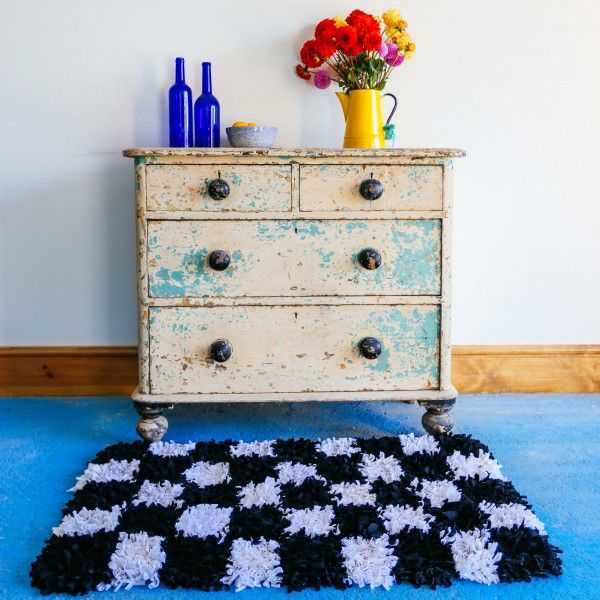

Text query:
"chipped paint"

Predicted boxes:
[[149, 305, 440, 394], [300, 164, 443, 211], [147, 220, 440, 298], [145, 164, 292, 212]]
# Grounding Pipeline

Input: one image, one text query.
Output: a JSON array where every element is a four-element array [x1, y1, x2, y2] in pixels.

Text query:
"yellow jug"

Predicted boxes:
[[336, 89, 397, 149]]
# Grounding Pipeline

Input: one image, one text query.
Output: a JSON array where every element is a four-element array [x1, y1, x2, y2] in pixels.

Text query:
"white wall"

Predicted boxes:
[[1, 0, 599, 345]]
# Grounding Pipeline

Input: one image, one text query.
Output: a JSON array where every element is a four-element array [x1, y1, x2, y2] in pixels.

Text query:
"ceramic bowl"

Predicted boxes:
[[226, 126, 278, 148]]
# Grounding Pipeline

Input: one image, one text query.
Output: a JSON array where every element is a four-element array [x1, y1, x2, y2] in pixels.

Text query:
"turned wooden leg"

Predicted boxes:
[[419, 399, 456, 435], [134, 402, 173, 442]]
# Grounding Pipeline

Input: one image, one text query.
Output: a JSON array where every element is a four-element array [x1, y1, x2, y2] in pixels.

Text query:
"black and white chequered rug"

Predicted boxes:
[[31, 433, 562, 594]]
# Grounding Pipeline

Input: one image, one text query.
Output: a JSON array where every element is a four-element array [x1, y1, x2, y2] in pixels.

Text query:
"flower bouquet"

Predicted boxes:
[[295, 8, 415, 148]]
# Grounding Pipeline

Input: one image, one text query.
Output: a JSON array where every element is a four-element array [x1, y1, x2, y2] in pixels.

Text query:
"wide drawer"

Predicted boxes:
[[147, 219, 441, 298], [149, 305, 440, 394], [300, 164, 443, 211], [145, 164, 292, 212]]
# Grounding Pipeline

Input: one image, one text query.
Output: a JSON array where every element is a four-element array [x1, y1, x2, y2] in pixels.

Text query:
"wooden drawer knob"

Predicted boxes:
[[209, 250, 231, 271], [358, 248, 382, 270], [207, 178, 230, 200], [359, 337, 382, 359], [211, 339, 233, 362], [359, 178, 384, 201]]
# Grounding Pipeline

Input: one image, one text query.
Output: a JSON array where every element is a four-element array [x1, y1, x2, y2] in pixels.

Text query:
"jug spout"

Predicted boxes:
[[336, 91, 349, 120]]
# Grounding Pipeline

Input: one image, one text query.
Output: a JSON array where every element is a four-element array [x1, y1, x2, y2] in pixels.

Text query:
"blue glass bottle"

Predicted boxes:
[[194, 62, 220, 147], [169, 57, 193, 147]]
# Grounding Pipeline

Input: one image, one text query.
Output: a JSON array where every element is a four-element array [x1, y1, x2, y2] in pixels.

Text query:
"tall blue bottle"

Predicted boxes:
[[169, 57, 193, 147], [194, 62, 220, 147]]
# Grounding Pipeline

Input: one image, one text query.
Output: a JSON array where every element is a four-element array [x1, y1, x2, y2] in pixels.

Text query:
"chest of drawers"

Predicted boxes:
[[123, 147, 465, 441]]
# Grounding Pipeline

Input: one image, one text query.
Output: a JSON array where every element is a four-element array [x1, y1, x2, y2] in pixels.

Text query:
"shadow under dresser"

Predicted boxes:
[[122, 147, 465, 441]]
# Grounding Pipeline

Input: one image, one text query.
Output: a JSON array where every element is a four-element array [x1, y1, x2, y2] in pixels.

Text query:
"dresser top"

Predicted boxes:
[[123, 147, 465, 159]]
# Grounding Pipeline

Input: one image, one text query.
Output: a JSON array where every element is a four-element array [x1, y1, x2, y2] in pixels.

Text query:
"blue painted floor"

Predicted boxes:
[[1, 394, 599, 599]]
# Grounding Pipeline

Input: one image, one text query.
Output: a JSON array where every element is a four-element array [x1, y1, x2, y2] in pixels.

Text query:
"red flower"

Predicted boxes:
[[347, 9, 370, 26], [348, 43, 364, 57], [315, 39, 336, 59], [336, 26, 358, 54], [300, 39, 324, 68], [295, 64, 311, 80], [362, 30, 382, 51], [315, 18, 336, 39]]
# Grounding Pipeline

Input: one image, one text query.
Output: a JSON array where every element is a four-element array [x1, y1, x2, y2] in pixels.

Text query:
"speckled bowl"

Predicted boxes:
[[226, 126, 278, 148]]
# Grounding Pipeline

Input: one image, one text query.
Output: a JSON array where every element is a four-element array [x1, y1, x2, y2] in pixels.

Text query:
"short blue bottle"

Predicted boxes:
[[169, 57, 193, 147], [194, 62, 220, 147]]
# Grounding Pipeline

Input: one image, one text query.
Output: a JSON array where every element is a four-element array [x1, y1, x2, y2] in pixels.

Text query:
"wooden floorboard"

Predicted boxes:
[[1, 345, 598, 396]]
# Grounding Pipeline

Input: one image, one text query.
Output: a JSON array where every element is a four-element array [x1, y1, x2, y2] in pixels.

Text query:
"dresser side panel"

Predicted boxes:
[[439, 160, 454, 391], [135, 158, 150, 393]]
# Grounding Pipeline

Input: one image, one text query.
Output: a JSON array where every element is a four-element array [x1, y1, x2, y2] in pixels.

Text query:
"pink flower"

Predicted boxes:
[[391, 53, 405, 67], [385, 45, 404, 66], [378, 43, 389, 58], [313, 70, 332, 89]]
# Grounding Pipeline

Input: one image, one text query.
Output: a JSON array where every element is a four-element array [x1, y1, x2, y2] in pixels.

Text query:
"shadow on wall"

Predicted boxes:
[[0, 159, 137, 344]]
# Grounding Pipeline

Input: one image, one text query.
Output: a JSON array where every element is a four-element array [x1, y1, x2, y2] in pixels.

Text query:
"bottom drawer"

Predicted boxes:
[[149, 305, 440, 394]]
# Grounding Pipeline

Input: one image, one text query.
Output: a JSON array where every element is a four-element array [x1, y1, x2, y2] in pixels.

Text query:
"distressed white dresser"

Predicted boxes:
[[123, 148, 464, 441]]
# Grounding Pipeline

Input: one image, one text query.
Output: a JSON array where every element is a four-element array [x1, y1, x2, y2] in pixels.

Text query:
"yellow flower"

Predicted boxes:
[[393, 31, 413, 50], [333, 16, 347, 27], [382, 8, 403, 28], [396, 19, 408, 31], [404, 42, 416, 59]]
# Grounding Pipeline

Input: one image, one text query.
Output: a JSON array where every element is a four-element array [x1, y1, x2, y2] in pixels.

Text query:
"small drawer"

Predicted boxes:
[[147, 219, 441, 298], [145, 164, 292, 212], [300, 164, 442, 211], [149, 304, 440, 394]]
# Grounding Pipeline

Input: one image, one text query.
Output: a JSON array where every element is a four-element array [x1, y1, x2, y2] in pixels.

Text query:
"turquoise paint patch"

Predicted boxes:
[[361, 307, 440, 382], [170, 322, 190, 334], [365, 346, 391, 373], [182, 249, 206, 270], [231, 173, 242, 186], [150, 268, 186, 297], [406, 165, 428, 184], [391, 221, 441, 294], [317, 248, 334, 268], [296, 222, 325, 238], [134, 156, 146, 165], [256, 221, 293, 241], [346, 221, 369, 232]]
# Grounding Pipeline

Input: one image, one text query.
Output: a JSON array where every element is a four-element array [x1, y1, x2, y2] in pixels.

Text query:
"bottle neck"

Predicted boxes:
[[175, 57, 185, 83], [202, 62, 212, 94]]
